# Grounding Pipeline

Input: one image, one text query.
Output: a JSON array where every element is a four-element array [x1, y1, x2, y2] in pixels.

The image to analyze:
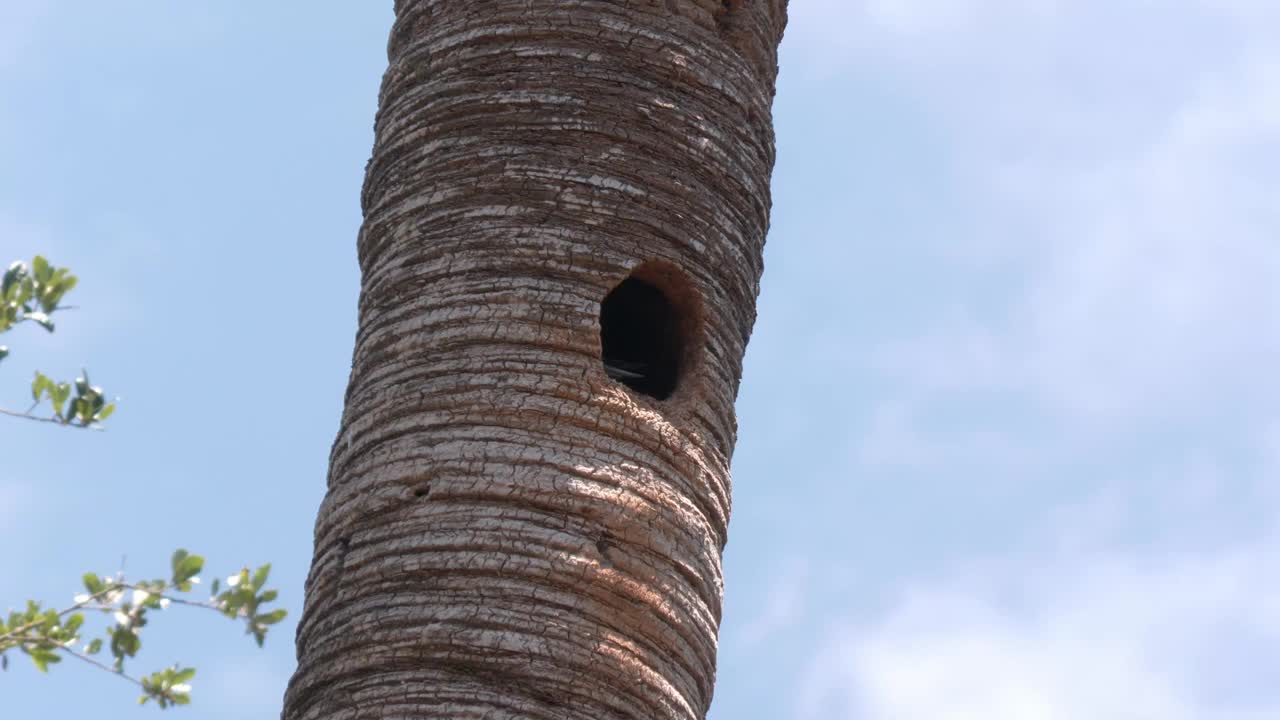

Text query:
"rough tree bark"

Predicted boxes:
[[283, 2, 788, 718]]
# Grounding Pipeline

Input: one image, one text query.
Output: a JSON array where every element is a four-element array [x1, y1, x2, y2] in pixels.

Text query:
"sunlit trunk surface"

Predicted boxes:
[[283, 2, 787, 717]]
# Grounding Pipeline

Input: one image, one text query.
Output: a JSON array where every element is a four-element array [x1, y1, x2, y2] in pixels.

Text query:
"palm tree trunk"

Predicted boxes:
[[283, 2, 788, 718]]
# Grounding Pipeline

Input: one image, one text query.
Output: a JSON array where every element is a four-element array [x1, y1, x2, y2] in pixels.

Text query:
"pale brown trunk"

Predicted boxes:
[[283, 2, 787, 718]]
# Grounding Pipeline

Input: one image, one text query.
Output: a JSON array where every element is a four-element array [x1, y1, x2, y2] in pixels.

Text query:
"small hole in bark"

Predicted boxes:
[[596, 536, 615, 567], [413, 484, 431, 499], [716, 0, 743, 30], [600, 264, 697, 400]]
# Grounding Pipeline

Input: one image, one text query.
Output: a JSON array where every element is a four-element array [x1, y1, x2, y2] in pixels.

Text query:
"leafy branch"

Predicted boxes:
[[1, 256, 116, 427], [29, 370, 115, 427], [0, 549, 287, 708], [0, 256, 76, 337]]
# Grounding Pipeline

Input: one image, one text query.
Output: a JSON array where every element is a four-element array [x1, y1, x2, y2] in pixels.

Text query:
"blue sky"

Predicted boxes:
[[3, 2, 1279, 718]]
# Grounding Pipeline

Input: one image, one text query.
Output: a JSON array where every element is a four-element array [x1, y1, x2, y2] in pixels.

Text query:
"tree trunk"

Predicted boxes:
[[283, 2, 787, 718]]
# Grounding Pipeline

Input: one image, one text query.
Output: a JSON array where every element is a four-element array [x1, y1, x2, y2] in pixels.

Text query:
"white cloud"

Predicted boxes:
[[779, 6, 1280, 717], [796, 533, 1280, 719], [806, 2, 1280, 426], [1012, 46, 1280, 423]]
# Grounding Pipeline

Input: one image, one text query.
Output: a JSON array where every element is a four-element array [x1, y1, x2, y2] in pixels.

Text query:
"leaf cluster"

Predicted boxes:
[[1, 256, 77, 339], [0, 549, 287, 708], [1, 256, 115, 428], [210, 562, 288, 647], [30, 370, 115, 426], [2, 255, 79, 368]]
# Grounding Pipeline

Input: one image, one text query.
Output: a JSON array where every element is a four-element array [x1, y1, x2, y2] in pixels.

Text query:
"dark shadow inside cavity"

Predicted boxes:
[[600, 277, 682, 400]]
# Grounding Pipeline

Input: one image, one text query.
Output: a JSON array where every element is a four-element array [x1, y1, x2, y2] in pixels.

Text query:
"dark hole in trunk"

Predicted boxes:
[[600, 277, 682, 400]]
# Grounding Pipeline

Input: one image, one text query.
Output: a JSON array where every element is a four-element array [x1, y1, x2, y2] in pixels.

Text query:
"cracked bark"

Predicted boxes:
[[282, 2, 787, 718]]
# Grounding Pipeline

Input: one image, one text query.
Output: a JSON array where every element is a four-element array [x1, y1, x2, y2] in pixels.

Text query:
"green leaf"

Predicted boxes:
[[95, 403, 116, 422], [86, 638, 103, 655], [173, 554, 204, 588], [255, 609, 287, 626], [2, 261, 26, 298], [251, 564, 271, 591], [31, 372, 52, 404], [50, 382, 71, 419], [110, 625, 140, 662], [29, 648, 61, 672], [39, 272, 77, 312], [139, 665, 196, 708], [31, 256, 50, 283], [72, 397, 89, 424], [82, 572, 104, 595]]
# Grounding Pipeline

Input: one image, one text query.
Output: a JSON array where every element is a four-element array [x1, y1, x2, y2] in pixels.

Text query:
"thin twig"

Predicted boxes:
[[0, 587, 121, 645], [0, 581, 224, 647], [3, 633, 140, 687], [57, 642, 144, 688], [0, 407, 102, 430], [146, 594, 217, 611], [0, 408, 65, 424]]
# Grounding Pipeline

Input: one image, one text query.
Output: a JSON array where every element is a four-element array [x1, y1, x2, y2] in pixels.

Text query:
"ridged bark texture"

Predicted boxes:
[[283, 2, 787, 718]]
